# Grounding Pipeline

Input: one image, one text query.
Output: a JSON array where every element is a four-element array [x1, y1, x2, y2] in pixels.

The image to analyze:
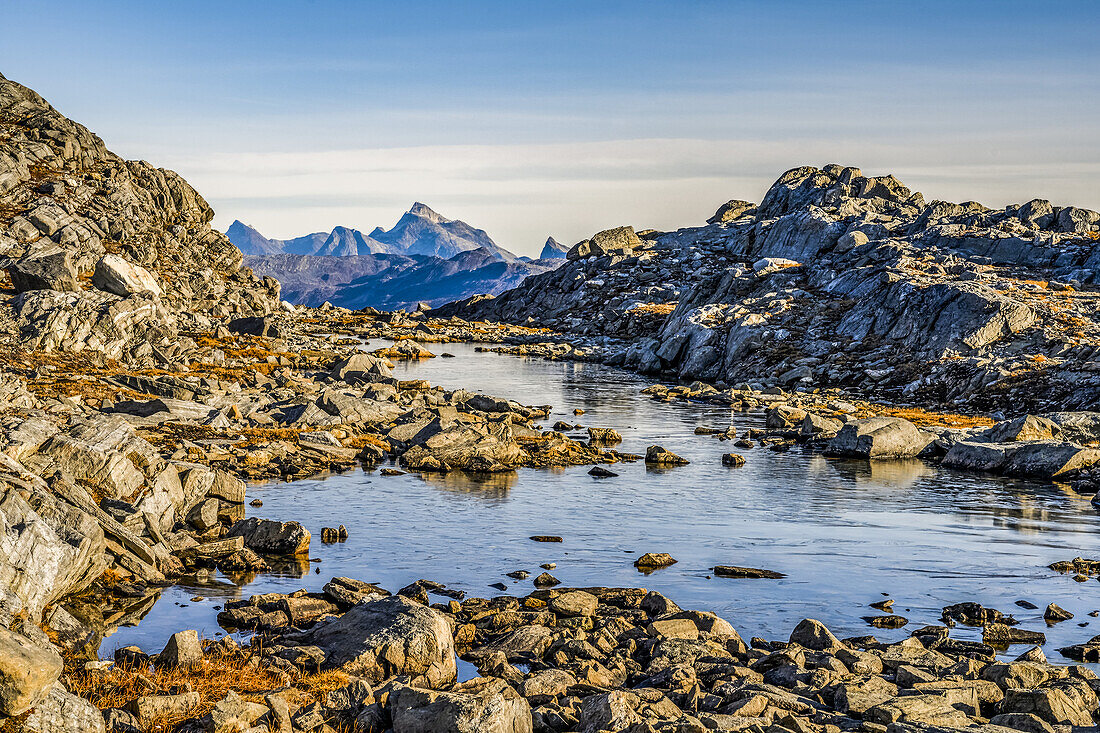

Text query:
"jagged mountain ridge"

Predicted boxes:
[[227, 202, 518, 260], [540, 236, 568, 259], [442, 163, 1100, 413]]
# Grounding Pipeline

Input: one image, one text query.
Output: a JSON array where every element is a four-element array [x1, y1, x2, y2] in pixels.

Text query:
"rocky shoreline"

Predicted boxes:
[[4, 71, 1100, 733], [46, 579, 1100, 733]]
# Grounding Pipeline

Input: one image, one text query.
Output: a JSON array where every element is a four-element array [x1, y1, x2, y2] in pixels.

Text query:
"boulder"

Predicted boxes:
[[0, 469, 107, 623], [708, 200, 756, 224], [765, 404, 807, 429], [331, 353, 394, 382], [979, 415, 1062, 443], [390, 677, 532, 733], [0, 627, 63, 716], [567, 226, 642, 259], [517, 669, 576, 704], [22, 682, 106, 733], [295, 595, 456, 687], [577, 689, 682, 733], [835, 675, 898, 715], [159, 629, 202, 670], [226, 517, 311, 556], [989, 712, 1056, 733], [942, 441, 1017, 472], [825, 417, 935, 458], [91, 254, 161, 297], [548, 590, 598, 617], [645, 445, 689, 466], [999, 687, 1095, 726], [202, 690, 269, 732], [1001, 441, 1100, 479], [485, 626, 553, 661], [7, 247, 80, 292], [789, 618, 844, 652], [635, 553, 678, 569], [865, 694, 971, 726], [227, 315, 280, 338]]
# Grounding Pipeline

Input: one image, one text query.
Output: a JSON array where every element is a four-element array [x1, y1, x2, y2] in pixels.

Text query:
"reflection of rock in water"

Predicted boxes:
[[416, 470, 517, 498], [824, 456, 934, 489], [70, 590, 161, 659]]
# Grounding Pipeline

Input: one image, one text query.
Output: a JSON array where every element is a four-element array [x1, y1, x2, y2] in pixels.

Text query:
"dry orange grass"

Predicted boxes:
[[878, 406, 993, 429], [63, 645, 360, 732], [628, 302, 678, 316], [62, 647, 285, 731]]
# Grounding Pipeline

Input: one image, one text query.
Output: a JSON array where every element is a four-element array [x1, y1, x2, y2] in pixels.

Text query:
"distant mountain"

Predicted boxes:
[[540, 236, 568, 259], [313, 226, 401, 256], [370, 202, 516, 260], [232, 204, 553, 310], [246, 248, 564, 311], [226, 203, 517, 261], [226, 220, 331, 256]]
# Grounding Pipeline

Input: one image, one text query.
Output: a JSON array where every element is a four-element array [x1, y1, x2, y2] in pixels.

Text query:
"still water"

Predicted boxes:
[[105, 342, 1100, 660]]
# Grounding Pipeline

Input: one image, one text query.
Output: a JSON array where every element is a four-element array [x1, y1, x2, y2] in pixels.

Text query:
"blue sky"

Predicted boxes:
[[2, 1, 1098, 255]]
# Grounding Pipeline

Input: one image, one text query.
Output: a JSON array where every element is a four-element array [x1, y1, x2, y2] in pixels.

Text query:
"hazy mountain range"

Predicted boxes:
[[228, 202, 518, 260], [229, 203, 566, 310]]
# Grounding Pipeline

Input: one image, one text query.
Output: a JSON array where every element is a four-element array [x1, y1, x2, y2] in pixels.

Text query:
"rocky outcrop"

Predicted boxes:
[[0, 72, 280, 365], [444, 164, 1100, 414], [390, 678, 533, 733], [87, 581, 1100, 733], [292, 595, 457, 687]]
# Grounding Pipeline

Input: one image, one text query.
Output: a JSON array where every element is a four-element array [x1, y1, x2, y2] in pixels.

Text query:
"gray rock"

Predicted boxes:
[[294, 595, 456, 688], [91, 254, 161, 297], [789, 618, 844, 652], [708, 200, 757, 224], [825, 417, 935, 458], [8, 246, 80, 292], [0, 627, 63, 716], [23, 682, 105, 733], [390, 677, 533, 733], [226, 517, 311, 556], [159, 629, 202, 670], [330, 353, 394, 382]]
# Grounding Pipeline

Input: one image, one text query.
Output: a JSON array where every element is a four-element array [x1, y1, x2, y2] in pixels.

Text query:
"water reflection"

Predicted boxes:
[[416, 469, 517, 498], [103, 341, 1100, 663]]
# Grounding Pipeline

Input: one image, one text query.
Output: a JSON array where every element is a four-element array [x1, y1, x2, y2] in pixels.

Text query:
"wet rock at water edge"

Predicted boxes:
[[290, 595, 456, 687], [645, 445, 689, 466], [587, 427, 622, 443], [721, 452, 745, 466], [983, 622, 1046, 646], [942, 601, 1015, 626], [870, 599, 894, 611], [380, 468, 406, 476], [634, 553, 677, 569], [506, 570, 529, 580], [533, 572, 560, 587], [226, 517, 311, 556], [713, 565, 785, 579], [588, 466, 618, 477], [530, 535, 563, 542], [1044, 603, 1073, 622], [863, 614, 909, 629]]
